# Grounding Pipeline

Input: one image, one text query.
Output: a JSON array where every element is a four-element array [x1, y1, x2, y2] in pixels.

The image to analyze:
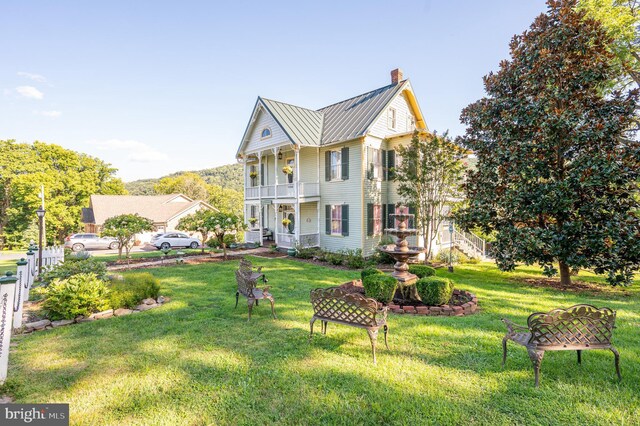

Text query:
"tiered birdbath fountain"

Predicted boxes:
[[378, 206, 426, 302]]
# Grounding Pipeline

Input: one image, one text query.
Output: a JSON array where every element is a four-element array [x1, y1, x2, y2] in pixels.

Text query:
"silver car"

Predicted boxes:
[[153, 232, 200, 250], [64, 233, 119, 252]]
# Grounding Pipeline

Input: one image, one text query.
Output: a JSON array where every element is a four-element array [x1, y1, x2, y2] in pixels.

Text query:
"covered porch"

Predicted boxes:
[[245, 201, 320, 249]]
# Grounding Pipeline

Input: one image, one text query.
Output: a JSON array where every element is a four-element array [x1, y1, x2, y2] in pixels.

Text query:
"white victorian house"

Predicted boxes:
[[236, 69, 486, 257]]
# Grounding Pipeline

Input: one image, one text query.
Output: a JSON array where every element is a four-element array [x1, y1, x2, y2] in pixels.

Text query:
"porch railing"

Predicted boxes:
[[245, 187, 260, 199], [261, 185, 275, 197], [299, 233, 320, 248], [277, 233, 296, 248], [245, 230, 261, 244]]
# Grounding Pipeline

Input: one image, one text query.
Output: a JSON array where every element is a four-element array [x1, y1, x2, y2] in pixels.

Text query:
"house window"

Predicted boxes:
[[367, 147, 382, 180], [331, 205, 342, 235], [330, 150, 341, 180], [261, 127, 271, 139], [387, 107, 396, 129]]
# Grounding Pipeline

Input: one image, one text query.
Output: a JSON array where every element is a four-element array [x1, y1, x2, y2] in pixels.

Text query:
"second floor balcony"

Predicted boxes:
[[245, 182, 320, 200]]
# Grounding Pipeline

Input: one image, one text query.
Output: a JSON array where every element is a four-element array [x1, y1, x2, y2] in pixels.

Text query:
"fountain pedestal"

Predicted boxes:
[[377, 207, 426, 301]]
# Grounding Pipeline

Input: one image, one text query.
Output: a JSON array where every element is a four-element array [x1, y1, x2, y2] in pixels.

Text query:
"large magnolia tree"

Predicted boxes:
[[456, 0, 640, 286], [394, 132, 465, 259]]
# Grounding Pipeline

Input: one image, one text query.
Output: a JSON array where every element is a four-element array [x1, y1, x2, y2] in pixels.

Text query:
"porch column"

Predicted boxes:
[[273, 147, 279, 198], [294, 146, 300, 245], [258, 150, 263, 246], [274, 202, 279, 246]]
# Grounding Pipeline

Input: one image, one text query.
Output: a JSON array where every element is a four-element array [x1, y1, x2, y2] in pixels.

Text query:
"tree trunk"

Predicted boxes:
[[559, 261, 572, 286], [118, 240, 123, 259], [222, 242, 227, 261]]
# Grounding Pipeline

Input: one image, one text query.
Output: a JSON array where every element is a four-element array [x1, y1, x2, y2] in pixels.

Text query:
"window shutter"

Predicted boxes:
[[408, 205, 416, 229], [387, 203, 395, 228], [367, 147, 373, 180], [341, 204, 349, 236], [366, 203, 373, 236], [382, 150, 387, 181], [325, 151, 331, 181], [382, 204, 387, 231], [387, 150, 396, 180], [325, 205, 331, 235], [260, 163, 265, 186], [341, 147, 349, 180]]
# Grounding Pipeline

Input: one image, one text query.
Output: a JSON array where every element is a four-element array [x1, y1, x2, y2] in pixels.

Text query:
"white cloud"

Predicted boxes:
[[16, 86, 44, 100], [35, 110, 62, 118], [17, 72, 47, 83], [92, 139, 169, 163]]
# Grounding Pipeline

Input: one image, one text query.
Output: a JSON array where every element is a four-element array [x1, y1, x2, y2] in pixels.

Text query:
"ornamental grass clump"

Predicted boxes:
[[41, 273, 111, 320], [108, 273, 161, 309], [416, 276, 454, 306], [362, 274, 397, 304], [408, 264, 436, 278]]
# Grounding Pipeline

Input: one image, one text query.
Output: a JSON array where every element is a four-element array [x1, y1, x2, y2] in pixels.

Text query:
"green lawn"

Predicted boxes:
[[3, 259, 639, 425], [90, 248, 218, 263]]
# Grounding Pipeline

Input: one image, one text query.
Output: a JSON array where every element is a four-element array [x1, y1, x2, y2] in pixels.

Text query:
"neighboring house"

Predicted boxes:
[[81, 194, 215, 241], [237, 68, 455, 256]]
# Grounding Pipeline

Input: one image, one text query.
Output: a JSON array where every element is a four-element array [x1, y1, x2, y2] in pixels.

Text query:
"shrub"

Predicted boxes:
[[375, 235, 397, 264], [416, 276, 454, 306], [206, 234, 237, 248], [41, 273, 111, 320], [295, 245, 319, 259], [409, 264, 436, 278], [361, 267, 384, 281], [108, 273, 161, 309], [325, 251, 345, 266], [362, 274, 397, 304], [41, 257, 108, 284], [436, 248, 471, 265], [343, 249, 366, 269]]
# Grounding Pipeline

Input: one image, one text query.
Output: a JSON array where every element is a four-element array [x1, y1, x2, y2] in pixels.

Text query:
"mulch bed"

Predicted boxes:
[[513, 277, 631, 295]]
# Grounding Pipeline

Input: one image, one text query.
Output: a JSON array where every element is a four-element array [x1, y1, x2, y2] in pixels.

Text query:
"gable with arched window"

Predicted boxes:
[[261, 127, 272, 139]]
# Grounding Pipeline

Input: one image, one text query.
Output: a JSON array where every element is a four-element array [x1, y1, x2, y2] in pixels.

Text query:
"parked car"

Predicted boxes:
[[152, 232, 200, 250], [64, 233, 119, 252]]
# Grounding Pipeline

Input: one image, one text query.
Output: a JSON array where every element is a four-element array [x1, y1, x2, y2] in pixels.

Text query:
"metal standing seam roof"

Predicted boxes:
[[317, 81, 407, 145], [260, 98, 323, 146], [240, 81, 410, 153]]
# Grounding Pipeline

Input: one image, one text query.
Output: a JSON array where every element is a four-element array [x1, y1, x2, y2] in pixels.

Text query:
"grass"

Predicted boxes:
[[3, 259, 639, 425]]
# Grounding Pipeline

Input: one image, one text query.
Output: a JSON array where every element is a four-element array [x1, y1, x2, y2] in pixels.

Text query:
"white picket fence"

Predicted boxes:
[[0, 245, 64, 383]]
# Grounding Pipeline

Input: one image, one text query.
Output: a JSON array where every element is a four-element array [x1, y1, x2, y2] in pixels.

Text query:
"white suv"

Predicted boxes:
[[153, 232, 200, 250]]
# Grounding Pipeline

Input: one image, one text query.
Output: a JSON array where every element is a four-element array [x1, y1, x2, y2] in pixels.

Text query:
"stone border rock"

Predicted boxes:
[[19, 296, 171, 333], [388, 290, 478, 316]]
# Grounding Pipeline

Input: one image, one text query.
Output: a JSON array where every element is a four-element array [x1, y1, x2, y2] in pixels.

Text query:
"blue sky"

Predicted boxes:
[[1, 0, 546, 181]]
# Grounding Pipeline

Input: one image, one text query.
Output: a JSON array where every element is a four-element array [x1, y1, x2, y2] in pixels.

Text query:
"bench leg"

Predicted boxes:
[[502, 337, 508, 368], [577, 350, 582, 365], [322, 321, 327, 335], [309, 317, 316, 339], [247, 298, 255, 322], [267, 296, 277, 319], [528, 348, 544, 387], [367, 329, 379, 364], [611, 346, 621, 380], [235, 291, 239, 309], [383, 325, 389, 350]]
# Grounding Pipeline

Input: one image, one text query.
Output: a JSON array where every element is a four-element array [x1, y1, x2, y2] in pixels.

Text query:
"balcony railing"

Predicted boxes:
[[246, 182, 320, 200]]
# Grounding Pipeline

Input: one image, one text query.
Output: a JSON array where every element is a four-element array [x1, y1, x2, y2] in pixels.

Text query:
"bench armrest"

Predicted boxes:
[[502, 318, 529, 335]]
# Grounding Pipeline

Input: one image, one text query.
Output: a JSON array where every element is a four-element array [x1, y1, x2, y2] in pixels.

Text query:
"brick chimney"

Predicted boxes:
[[391, 68, 403, 84]]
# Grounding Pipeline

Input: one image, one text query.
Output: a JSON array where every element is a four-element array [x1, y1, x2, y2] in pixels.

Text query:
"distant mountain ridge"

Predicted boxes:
[[125, 163, 243, 195]]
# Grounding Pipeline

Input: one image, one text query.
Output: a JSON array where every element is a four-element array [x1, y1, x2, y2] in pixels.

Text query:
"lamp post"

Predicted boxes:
[[448, 220, 454, 273], [36, 208, 46, 276]]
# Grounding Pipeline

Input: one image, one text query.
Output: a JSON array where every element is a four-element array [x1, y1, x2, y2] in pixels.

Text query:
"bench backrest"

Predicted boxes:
[[310, 287, 380, 327], [527, 304, 616, 348], [236, 258, 257, 297]]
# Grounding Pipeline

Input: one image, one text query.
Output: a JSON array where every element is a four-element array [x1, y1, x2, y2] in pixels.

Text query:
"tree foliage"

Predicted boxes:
[[456, 0, 640, 286], [177, 209, 219, 253], [208, 212, 245, 260], [101, 214, 154, 258], [0, 140, 127, 249], [395, 131, 465, 259], [126, 163, 244, 194], [154, 172, 210, 201]]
